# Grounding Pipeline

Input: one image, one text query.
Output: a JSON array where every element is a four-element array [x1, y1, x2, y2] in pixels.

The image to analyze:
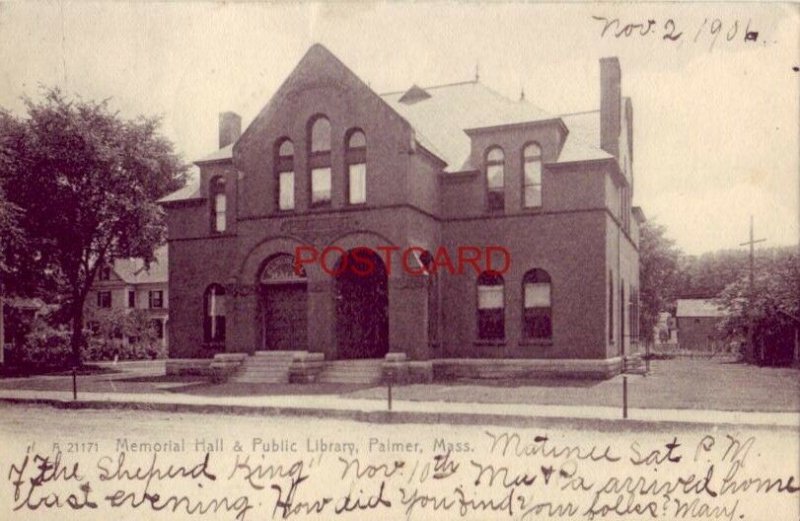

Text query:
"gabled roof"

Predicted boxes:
[[196, 143, 233, 165], [676, 299, 727, 318], [111, 245, 168, 285], [381, 80, 556, 171], [164, 45, 618, 203]]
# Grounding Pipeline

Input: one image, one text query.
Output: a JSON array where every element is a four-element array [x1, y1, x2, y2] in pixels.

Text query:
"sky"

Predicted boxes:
[[0, 1, 797, 255]]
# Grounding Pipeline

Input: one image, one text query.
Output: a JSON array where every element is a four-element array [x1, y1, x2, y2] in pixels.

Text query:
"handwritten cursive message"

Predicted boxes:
[[3, 426, 798, 520]]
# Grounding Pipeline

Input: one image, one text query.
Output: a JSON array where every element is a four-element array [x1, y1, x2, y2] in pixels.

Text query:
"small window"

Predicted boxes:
[[149, 290, 164, 309], [310, 117, 331, 153], [486, 147, 505, 212], [210, 176, 226, 233], [308, 116, 332, 207], [523, 269, 552, 339], [311, 167, 332, 206], [98, 265, 111, 281], [477, 271, 504, 340], [278, 139, 294, 157], [523, 143, 542, 208], [204, 284, 226, 344], [275, 139, 295, 211], [278, 171, 295, 210], [346, 129, 367, 205], [87, 321, 100, 334], [150, 319, 164, 340], [97, 291, 111, 308], [128, 290, 136, 309], [348, 163, 366, 205]]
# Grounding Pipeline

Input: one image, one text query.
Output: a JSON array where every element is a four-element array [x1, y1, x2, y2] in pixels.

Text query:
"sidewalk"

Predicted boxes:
[[0, 387, 797, 432]]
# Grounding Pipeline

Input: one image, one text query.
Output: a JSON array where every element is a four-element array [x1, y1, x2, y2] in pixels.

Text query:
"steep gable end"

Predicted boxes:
[[233, 43, 415, 168]]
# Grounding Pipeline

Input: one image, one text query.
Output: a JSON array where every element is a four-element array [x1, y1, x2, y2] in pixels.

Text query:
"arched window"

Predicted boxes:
[[523, 269, 552, 339], [309, 116, 332, 207], [486, 147, 505, 212], [346, 129, 367, 205], [210, 176, 226, 233], [523, 143, 542, 208], [204, 284, 226, 344], [477, 271, 504, 340], [275, 138, 295, 211]]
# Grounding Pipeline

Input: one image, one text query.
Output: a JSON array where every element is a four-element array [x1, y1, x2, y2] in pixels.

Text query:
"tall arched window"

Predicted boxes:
[[523, 143, 542, 208], [276, 138, 295, 211], [346, 129, 367, 205], [477, 271, 504, 340], [523, 269, 552, 340], [210, 176, 226, 233], [204, 284, 226, 344], [309, 116, 332, 207], [486, 147, 505, 212]]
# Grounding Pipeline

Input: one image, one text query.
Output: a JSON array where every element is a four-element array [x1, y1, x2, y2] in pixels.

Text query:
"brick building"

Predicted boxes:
[[160, 44, 643, 381]]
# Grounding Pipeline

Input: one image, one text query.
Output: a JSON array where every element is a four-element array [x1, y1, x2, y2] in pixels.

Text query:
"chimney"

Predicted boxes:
[[599, 57, 621, 158], [219, 111, 241, 149]]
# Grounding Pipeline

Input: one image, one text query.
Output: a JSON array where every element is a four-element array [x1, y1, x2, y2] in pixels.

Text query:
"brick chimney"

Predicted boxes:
[[219, 111, 241, 149], [600, 57, 621, 158]]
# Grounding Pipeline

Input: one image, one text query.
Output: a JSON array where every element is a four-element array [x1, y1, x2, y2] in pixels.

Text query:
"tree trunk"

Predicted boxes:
[[70, 300, 85, 368]]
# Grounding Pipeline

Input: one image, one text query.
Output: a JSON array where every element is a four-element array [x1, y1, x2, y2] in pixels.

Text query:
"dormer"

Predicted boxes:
[[399, 85, 432, 104]]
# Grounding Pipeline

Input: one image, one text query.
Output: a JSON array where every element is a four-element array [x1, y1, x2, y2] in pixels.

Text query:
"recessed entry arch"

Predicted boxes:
[[258, 252, 308, 351], [334, 248, 389, 360]]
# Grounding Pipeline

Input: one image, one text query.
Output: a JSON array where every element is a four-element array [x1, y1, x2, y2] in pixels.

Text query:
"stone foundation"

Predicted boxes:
[[165, 358, 214, 377], [432, 357, 623, 381]]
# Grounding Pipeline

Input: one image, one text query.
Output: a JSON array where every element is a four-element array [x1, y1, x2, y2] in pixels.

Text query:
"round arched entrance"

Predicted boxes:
[[259, 253, 308, 351], [334, 248, 389, 359]]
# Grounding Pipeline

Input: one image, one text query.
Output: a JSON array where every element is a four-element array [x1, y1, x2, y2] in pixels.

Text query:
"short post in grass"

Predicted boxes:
[[72, 367, 77, 401], [622, 376, 628, 419]]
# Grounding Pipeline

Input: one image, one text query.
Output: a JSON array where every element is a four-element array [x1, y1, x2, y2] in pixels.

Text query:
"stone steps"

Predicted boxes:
[[316, 360, 384, 384], [231, 351, 303, 384]]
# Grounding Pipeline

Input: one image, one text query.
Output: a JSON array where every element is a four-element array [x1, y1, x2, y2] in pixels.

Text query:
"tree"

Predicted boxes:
[[716, 250, 799, 365], [639, 220, 682, 346], [0, 88, 187, 366]]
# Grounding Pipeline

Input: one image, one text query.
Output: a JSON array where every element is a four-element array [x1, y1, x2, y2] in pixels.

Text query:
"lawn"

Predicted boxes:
[[0, 357, 797, 413], [342, 358, 800, 412]]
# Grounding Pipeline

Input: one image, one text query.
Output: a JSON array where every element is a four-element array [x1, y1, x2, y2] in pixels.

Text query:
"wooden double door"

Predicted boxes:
[[261, 283, 308, 351]]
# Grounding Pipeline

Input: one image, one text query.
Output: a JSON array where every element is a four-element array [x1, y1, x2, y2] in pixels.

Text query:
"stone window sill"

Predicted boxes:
[[519, 339, 553, 347], [473, 339, 507, 347]]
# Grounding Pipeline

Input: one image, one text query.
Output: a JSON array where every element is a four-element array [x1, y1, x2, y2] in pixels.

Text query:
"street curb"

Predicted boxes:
[[1, 396, 797, 433]]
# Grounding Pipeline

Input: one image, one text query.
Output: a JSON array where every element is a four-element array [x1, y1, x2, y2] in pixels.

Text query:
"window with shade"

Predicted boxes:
[[477, 271, 504, 340], [485, 147, 505, 212], [523, 143, 543, 208], [276, 139, 295, 211], [346, 129, 366, 205], [210, 176, 226, 233], [523, 269, 552, 340], [204, 284, 226, 344], [309, 116, 332, 207]]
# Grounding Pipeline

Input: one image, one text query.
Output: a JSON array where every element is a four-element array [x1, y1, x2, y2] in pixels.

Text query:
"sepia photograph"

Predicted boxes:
[[0, 1, 798, 520]]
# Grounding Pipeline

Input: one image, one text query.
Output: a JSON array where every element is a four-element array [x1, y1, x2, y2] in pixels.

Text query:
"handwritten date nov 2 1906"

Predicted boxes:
[[592, 15, 762, 49]]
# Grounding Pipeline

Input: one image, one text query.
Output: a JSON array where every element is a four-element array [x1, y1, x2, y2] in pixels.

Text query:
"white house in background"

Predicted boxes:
[[85, 245, 169, 349]]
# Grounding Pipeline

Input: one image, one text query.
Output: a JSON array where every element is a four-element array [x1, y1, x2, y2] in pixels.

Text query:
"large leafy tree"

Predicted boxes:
[[639, 220, 682, 345], [716, 249, 799, 364], [0, 88, 187, 365]]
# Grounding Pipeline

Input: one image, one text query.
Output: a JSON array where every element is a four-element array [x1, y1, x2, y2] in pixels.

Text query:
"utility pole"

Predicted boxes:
[[739, 216, 766, 363]]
